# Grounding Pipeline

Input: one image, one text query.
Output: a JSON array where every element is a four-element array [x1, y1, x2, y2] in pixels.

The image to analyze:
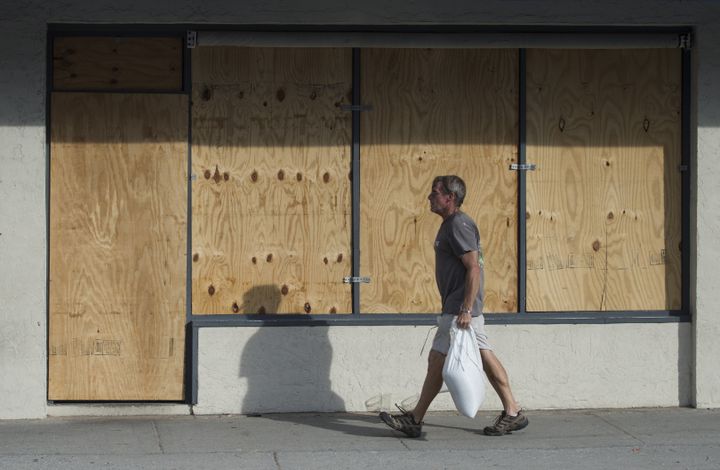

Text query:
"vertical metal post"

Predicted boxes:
[[185, 38, 193, 325], [518, 49, 528, 314], [45, 31, 54, 400], [681, 48, 691, 314], [185, 39, 195, 403], [185, 322, 198, 404], [351, 48, 362, 316]]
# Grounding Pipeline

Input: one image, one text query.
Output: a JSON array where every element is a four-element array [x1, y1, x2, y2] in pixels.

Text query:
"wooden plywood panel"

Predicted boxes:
[[49, 93, 187, 400], [360, 49, 518, 313], [526, 49, 681, 311], [192, 47, 352, 314], [53, 37, 183, 91]]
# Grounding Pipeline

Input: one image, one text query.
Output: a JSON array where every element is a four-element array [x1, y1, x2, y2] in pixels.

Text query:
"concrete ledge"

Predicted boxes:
[[47, 403, 191, 417], [195, 322, 692, 415]]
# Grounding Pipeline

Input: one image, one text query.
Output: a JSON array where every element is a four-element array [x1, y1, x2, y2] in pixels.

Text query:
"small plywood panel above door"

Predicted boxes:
[[360, 48, 519, 314], [53, 37, 183, 91], [49, 92, 188, 400], [191, 47, 353, 314], [526, 49, 681, 311]]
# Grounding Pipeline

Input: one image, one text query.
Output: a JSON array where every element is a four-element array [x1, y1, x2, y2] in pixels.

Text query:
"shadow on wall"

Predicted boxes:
[[239, 285, 345, 414]]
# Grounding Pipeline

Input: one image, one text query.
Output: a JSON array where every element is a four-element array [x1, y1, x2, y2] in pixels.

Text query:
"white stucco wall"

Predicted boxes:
[[196, 323, 692, 414], [1, 1, 719, 419], [0, 18, 49, 419], [694, 26, 720, 409]]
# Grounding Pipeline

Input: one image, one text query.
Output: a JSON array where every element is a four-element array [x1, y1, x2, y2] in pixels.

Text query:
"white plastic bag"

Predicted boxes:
[[442, 319, 486, 418]]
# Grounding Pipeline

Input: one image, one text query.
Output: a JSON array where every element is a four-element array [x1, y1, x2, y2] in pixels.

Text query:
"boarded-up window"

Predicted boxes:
[[188, 45, 681, 315], [53, 37, 183, 91], [526, 49, 682, 311], [191, 47, 353, 314], [360, 49, 519, 313]]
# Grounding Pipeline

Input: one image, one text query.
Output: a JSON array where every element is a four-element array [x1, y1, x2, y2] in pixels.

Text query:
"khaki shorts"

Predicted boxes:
[[431, 314, 492, 355]]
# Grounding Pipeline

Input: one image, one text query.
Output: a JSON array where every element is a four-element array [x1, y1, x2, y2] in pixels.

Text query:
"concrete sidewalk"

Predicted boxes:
[[1, 408, 718, 469]]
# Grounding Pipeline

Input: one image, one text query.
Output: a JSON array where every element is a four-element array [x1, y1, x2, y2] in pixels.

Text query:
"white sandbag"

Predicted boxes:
[[442, 318, 486, 418]]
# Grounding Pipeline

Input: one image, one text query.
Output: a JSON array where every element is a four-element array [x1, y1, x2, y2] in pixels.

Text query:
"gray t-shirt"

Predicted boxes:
[[434, 211, 485, 316]]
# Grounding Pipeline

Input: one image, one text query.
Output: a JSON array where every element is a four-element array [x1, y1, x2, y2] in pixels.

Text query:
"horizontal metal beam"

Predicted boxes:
[[189, 311, 689, 327], [197, 31, 686, 49]]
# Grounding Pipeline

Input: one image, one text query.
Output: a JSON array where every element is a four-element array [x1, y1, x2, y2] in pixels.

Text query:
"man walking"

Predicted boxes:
[[380, 175, 528, 437]]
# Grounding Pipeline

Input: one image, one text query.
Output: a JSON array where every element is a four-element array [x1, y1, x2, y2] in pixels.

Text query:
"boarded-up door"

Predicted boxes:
[[360, 49, 519, 313], [191, 47, 353, 314], [49, 93, 187, 400]]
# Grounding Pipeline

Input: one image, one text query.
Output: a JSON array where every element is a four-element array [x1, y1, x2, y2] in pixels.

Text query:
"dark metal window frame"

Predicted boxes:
[[187, 30, 692, 327], [46, 25, 692, 406]]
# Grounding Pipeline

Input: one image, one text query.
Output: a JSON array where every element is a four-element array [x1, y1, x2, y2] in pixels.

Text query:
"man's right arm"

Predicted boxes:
[[457, 250, 481, 329]]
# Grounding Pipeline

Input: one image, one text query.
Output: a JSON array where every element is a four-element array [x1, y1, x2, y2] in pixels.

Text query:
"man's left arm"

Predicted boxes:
[[457, 250, 481, 329]]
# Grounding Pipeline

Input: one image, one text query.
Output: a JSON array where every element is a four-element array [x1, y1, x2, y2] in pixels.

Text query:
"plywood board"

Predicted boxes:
[[53, 37, 183, 91], [360, 49, 519, 313], [192, 47, 352, 314], [526, 49, 681, 311], [49, 93, 187, 400]]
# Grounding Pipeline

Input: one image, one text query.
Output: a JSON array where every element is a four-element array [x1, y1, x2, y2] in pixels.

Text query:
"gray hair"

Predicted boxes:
[[432, 175, 466, 207]]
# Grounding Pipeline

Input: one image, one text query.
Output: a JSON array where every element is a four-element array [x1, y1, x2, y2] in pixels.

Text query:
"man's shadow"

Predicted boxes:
[[239, 285, 385, 436]]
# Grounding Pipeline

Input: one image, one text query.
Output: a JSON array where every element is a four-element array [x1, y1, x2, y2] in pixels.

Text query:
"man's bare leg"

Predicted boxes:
[[480, 349, 521, 415], [410, 350, 446, 422]]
